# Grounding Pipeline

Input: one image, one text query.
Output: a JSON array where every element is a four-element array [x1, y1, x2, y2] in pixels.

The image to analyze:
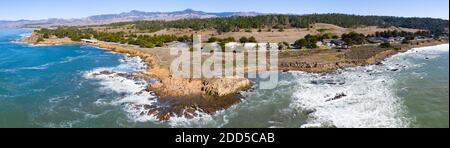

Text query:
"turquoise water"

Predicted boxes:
[[0, 28, 448, 128]]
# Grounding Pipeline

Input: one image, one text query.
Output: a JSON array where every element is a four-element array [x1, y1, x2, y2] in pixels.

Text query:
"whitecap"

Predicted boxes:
[[1, 55, 86, 72], [49, 96, 69, 103], [83, 55, 162, 122], [1, 63, 52, 72]]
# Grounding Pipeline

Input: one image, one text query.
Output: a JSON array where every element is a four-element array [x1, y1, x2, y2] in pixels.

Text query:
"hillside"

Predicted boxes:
[[25, 13, 448, 50], [112, 24, 421, 43], [0, 9, 261, 28], [105, 14, 449, 34], [78, 14, 447, 43]]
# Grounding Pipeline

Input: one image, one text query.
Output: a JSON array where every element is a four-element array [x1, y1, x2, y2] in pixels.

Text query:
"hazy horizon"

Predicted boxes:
[[0, 0, 448, 21]]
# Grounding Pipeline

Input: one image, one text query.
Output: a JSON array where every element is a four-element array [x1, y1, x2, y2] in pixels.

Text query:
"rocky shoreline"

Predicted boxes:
[[19, 33, 448, 121], [85, 43, 253, 121], [279, 39, 449, 73], [19, 35, 253, 121]]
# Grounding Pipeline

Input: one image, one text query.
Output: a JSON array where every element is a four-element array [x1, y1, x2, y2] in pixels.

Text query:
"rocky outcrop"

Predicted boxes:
[[18, 32, 75, 45], [202, 77, 252, 97], [365, 50, 397, 64], [96, 43, 254, 120], [325, 93, 347, 102]]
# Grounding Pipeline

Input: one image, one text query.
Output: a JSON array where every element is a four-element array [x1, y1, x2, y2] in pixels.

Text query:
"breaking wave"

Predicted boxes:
[[80, 44, 447, 127], [289, 69, 410, 128], [0, 54, 89, 73], [82, 55, 163, 120], [83, 53, 238, 127], [289, 44, 448, 128]]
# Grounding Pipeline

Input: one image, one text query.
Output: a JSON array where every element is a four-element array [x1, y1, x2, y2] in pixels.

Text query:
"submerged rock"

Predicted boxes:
[[325, 93, 347, 102], [91, 70, 115, 76], [375, 61, 384, 66], [304, 109, 317, 115], [388, 68, 399, 72]]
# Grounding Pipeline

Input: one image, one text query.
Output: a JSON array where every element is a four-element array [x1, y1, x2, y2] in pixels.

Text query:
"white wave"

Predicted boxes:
[[19, 33, 31, 38], [22, 64, 51, 70], [23, 43, 54, 47], [49, 96, 70, 103], [93, 99, 111, 106], [84, 57, 148, 94], [58, 55, 87, 64], [393, 44, 449, 61], [38, 120, 82, 128], [1, 63, 53, 72], [381, 44, 449, 72], [123, 97, 235, 127], [86, 72, 147, 94], [289, 69, 410, 128], [84, 55, 162, 121], [84, 54, 225, 125], [71, 107, 113, 119], [289, 44, 448, 128], [411, 44, 449, 52], [167, 107, 233, 128], [84, 56, 146, 75]]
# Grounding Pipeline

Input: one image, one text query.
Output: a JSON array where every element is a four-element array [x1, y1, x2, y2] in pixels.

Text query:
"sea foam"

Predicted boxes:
[[290, 68, 410, 128], [83, 55, 160, 119], [289, 44, 449, 128]]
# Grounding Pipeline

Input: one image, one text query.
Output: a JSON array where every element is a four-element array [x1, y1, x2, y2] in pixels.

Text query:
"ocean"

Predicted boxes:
[[0, 28, 448, 128]]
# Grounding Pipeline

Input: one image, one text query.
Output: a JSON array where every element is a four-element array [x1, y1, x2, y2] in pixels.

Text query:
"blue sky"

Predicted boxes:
[[0, 0, 448, 20]]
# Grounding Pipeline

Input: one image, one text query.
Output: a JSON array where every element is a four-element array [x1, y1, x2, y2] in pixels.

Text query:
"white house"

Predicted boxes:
[[202, 42, 222, 53], [81, 39, 98, 44]]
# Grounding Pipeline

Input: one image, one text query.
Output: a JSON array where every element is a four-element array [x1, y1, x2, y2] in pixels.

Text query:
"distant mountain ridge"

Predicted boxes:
[[0, 9, 262, 28]]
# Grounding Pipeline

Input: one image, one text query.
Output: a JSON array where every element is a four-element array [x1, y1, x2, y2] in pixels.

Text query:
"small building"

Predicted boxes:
[[321, 39, 336, 48], [379, 37, 404, 43], [316, 41, 331, 49], [316, 41, 324, 46], [367, 37, 384, 44]]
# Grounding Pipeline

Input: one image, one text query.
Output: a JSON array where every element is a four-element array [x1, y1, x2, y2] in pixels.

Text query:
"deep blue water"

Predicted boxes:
[[0, 28, 130, 127]]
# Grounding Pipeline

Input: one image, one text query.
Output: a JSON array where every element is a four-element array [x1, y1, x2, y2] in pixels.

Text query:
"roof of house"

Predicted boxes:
[[81, 39, 98, 43]]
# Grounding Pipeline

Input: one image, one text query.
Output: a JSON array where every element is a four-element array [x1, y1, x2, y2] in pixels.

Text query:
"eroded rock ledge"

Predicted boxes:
[[93, 43, 253, 120]]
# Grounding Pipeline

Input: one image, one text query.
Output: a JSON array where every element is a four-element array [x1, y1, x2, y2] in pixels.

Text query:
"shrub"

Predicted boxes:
[[36, 37, 45, 43], [248, 36, 257, 43], [379, 42, 391, 48], [239, 37, 249, 43]]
